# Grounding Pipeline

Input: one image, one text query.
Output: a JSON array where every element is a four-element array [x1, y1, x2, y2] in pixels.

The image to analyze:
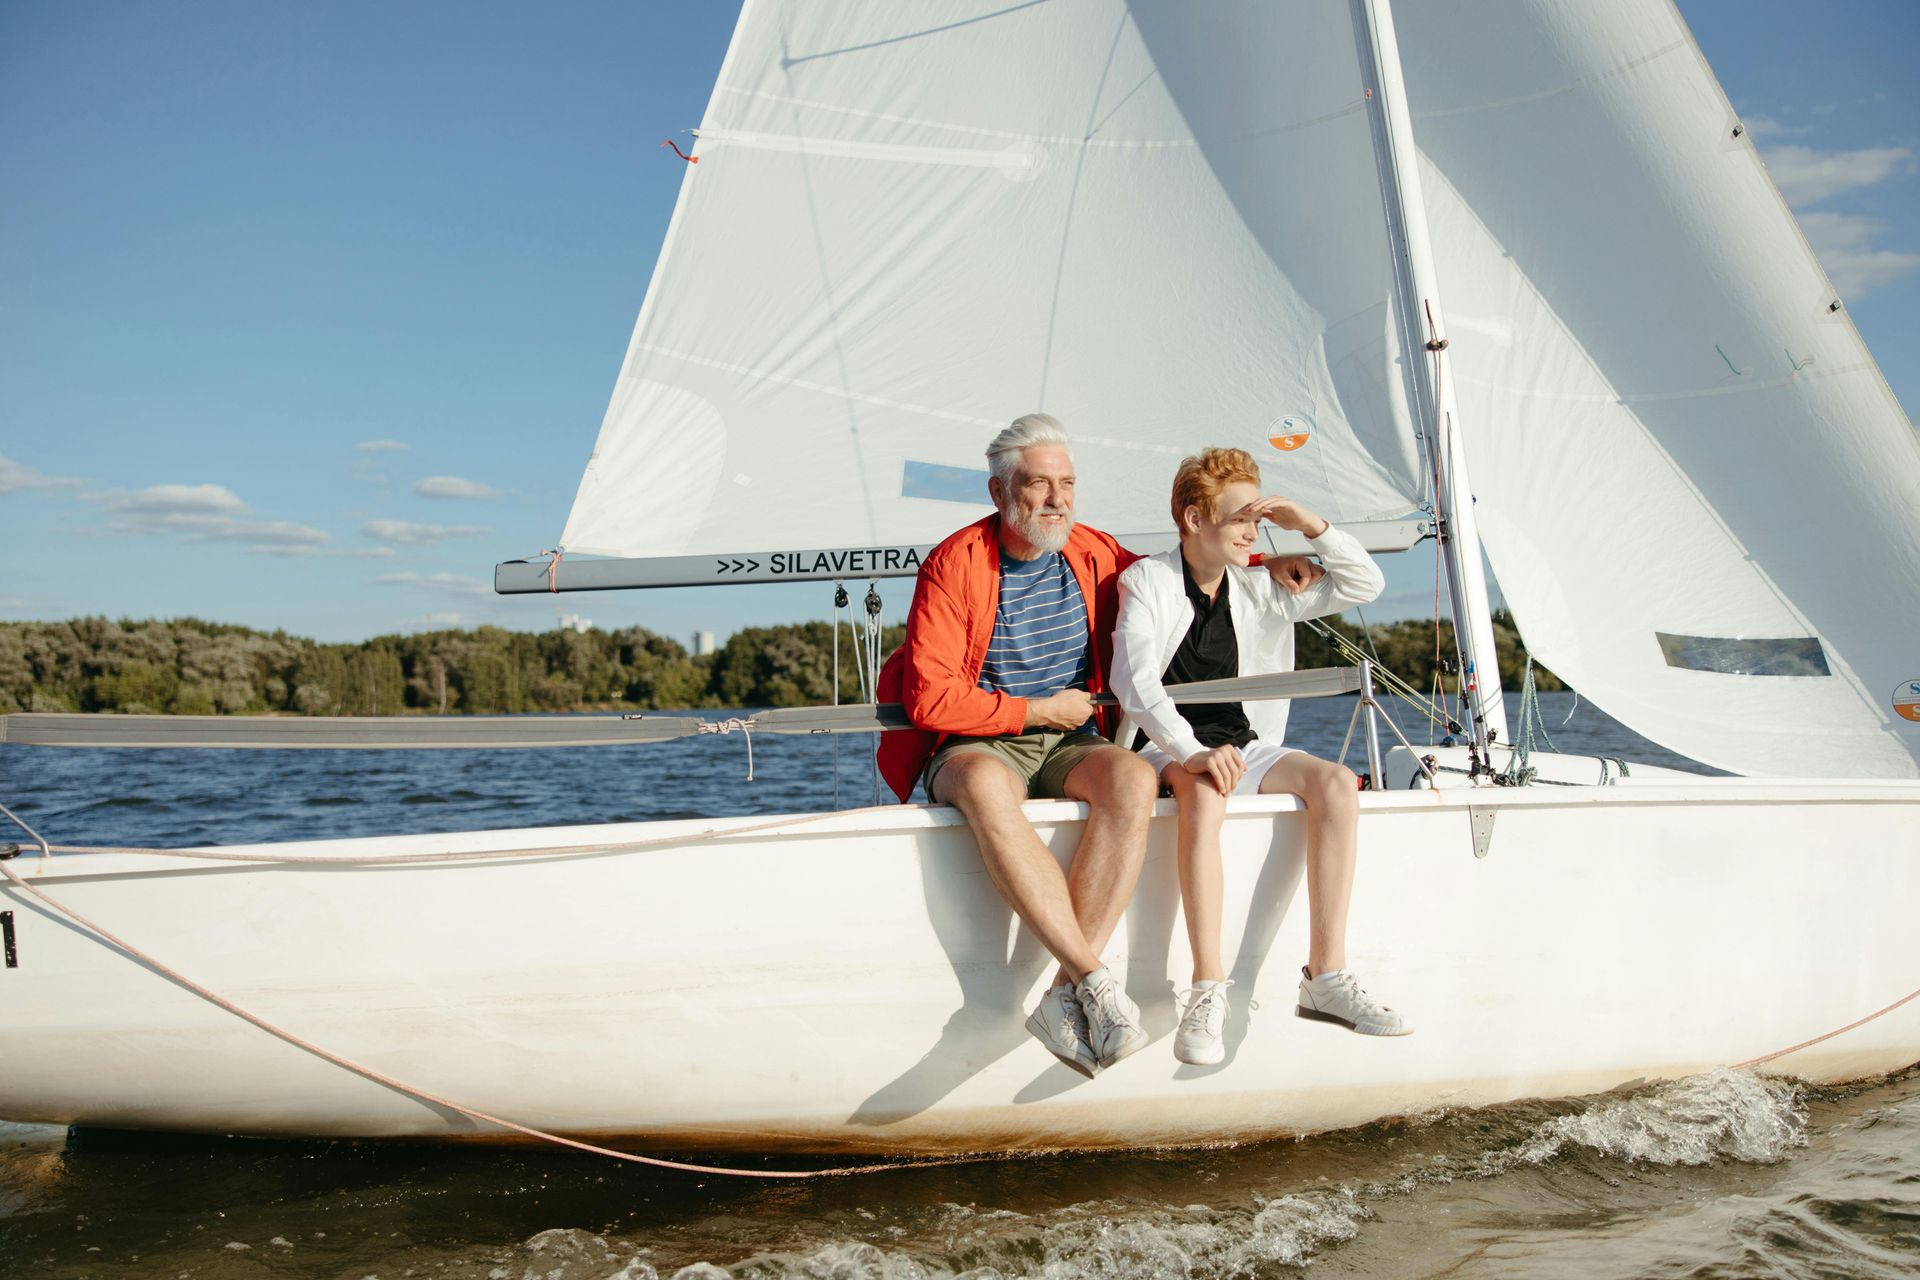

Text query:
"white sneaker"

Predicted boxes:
[[1174, 980, 1233, 1065], [1296, 966, 1412, 1036], [1025, 982, 1098, 1078], [1075, 968, 1149, 1069]]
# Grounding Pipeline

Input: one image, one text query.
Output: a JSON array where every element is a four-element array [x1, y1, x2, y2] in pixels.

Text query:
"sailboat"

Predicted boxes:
[[4, 0, 1918, 1156]]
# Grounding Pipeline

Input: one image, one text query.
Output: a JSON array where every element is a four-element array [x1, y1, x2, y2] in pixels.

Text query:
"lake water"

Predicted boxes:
[[3, 692, 1915, 1279]]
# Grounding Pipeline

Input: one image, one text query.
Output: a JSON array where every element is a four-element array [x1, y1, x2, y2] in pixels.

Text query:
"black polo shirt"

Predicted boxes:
[[1160, 556, 1256, 750]]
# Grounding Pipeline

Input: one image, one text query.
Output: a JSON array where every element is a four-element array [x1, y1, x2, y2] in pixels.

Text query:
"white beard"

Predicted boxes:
[[1006, 505, 1073, 555]]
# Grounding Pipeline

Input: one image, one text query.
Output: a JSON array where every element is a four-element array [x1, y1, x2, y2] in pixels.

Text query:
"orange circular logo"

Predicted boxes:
[[1267, 416, 1312, 453], [1895, 680, 1920, 723]]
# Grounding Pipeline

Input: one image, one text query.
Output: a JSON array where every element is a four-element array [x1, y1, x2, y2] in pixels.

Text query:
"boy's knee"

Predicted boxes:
[[1312, 763, 1360, 809]]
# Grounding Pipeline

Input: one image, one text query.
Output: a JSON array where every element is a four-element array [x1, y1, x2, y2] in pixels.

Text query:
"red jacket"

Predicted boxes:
[[876, 515, 1140, 802]]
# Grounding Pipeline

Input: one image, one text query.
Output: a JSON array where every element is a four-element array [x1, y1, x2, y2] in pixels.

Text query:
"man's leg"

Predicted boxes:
[[932, 752, 1106, 981], [1055, 744, 1159, 984], [1258, 752, 1359, 977], [1049, 743, 1157, 1067]]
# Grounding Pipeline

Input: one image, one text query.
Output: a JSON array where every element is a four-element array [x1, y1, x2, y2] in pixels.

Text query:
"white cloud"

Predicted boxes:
[[1740, 115, 1806, 140], [414, 475, 501, 500], [355, 440, 409, 453], [361, 519, 493, 546], [0, 454, 82, 495], [269, 544, 398, 560], [232, 519, 333, 549], [108, 483, 250, 516], [1762, 143, 1914, 207], [374, 570, 493, 597], [1799, 211, 1920, 298], [102, 482, 342, 554]]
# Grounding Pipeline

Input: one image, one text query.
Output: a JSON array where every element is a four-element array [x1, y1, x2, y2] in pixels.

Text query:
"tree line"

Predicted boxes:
[[0, 611, 1557, 718]]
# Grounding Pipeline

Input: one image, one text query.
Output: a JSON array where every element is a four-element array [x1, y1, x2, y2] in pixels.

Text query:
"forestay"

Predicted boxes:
[[561, 0, 1431, 564], [1399, 0, 1920, 779]]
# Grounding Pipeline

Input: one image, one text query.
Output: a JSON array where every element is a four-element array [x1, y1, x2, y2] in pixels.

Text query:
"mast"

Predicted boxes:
[[1355, 0, 1510, 750]]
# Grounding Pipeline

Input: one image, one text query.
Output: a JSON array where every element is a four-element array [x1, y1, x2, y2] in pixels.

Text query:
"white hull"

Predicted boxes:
[[4, 778, 1918, 1154]]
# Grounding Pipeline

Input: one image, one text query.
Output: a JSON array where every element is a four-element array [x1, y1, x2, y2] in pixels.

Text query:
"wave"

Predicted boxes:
[[1470, 1066, 1808, 1175], [439, 1070, 1824, 1280]]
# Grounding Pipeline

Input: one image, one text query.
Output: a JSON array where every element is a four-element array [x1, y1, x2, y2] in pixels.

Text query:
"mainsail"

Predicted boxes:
[[553, 0, 1920, 779], [561, 0, 1432, 562], [1399, 0, 1920, 778]]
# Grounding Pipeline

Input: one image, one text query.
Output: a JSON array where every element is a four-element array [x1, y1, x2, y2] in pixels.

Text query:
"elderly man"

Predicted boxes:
[[876, 414, 1321, 1077]]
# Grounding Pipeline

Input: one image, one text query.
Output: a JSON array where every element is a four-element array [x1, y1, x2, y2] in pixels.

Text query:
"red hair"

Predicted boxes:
[[1170, 447, 1260, 531]]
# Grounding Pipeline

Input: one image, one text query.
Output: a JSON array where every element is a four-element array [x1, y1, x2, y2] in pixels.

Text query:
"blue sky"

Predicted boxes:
[[3, 1, 1916, 646]]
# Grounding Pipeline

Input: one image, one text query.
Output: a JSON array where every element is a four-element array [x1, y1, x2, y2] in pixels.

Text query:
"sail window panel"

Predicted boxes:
[[902, 461, 992, 506], [1655, 634, 1831, 678]]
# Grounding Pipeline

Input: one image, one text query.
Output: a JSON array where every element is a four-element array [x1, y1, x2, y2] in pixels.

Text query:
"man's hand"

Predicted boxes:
[[1183, 744, 1246, 795], [1238, 496, 1330, 538], [1024, 687, 1095, 731], [1265, 555, 1326, 595]]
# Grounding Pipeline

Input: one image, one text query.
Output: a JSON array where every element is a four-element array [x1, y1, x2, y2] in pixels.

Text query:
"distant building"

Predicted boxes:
[[693, 630, 716, 656], [558, 612, 592, 634]]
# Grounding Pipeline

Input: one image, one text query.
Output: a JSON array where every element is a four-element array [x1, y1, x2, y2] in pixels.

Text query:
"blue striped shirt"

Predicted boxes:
[[979, 549, 1090, 702]]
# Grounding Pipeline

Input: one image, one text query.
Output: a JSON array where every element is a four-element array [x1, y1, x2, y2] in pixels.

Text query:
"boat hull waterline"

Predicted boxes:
[[4, 782, 1917, 1155]]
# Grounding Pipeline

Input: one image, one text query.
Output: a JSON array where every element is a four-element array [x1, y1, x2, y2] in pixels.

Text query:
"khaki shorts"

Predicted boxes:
[[925, 729, 1111, 801]]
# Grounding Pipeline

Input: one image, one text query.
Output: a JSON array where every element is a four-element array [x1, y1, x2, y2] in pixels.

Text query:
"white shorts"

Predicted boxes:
[[1138, 739, 1300, 797]]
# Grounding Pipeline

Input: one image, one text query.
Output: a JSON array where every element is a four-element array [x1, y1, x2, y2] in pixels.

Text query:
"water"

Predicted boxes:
[[3, 693, 1915, 1279]]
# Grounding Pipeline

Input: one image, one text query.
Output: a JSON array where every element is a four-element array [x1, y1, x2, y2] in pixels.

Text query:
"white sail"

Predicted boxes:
[[1399, 0, 1920, 778], [562, 0, 1431, 560]]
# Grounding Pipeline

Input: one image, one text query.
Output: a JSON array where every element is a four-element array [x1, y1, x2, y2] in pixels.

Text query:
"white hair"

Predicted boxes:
[[986, 413, 1072, 488]]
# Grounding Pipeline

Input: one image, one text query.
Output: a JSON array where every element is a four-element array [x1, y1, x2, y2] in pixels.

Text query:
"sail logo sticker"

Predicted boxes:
[[1895, 681, 1920, 723], [1267, 416, 1312, 452]]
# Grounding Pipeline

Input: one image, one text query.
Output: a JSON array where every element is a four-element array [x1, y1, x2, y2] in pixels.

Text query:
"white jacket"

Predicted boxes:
[[1110, 527, 1386, 763]]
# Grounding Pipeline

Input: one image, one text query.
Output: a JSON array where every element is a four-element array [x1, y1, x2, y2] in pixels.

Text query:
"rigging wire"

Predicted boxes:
[[1420, 298, 1468, 747], [1498, 656, 1553, 786], [831, 583, 848, 810], [864, 582, 884, 806], [1345, 602, 1432, 745], [1302, 618, 1458, 737]]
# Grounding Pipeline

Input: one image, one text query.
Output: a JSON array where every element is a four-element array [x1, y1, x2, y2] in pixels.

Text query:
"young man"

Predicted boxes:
[[1109, 447, 1412, 1067], [875, 417, 1324, 1077]]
